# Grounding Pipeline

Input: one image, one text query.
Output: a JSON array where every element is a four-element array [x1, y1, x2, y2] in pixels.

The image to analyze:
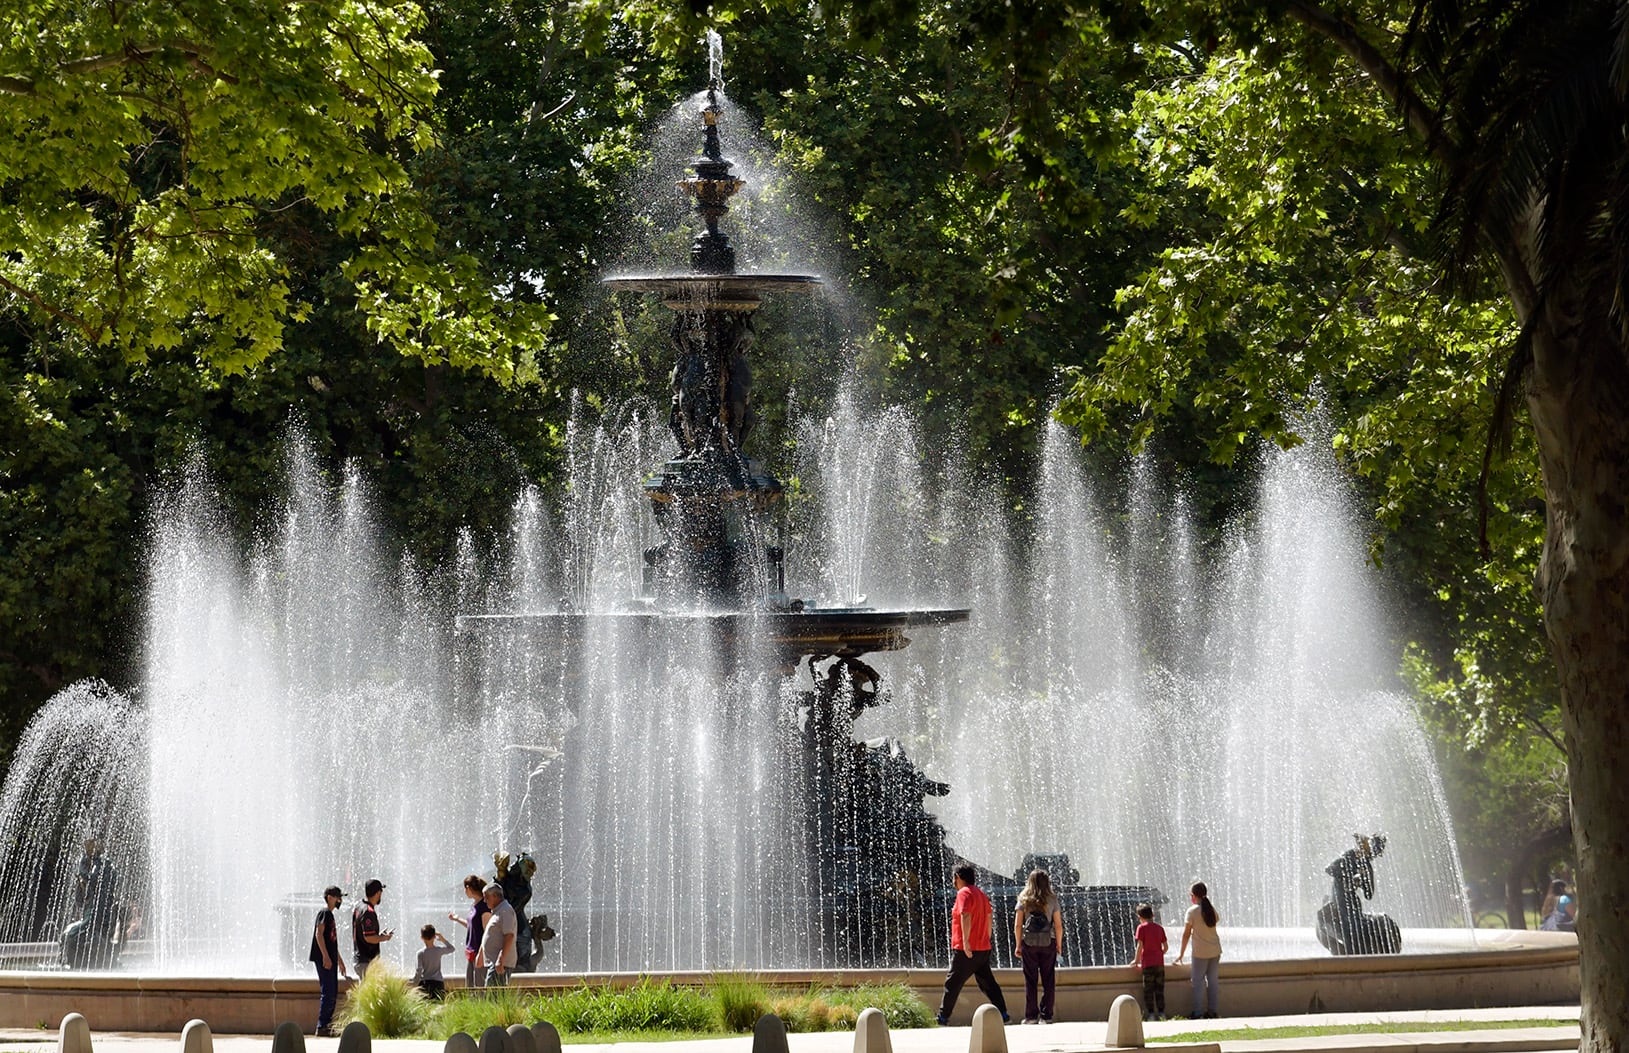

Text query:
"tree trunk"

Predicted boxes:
[[1525, 283, 1629, 1053]]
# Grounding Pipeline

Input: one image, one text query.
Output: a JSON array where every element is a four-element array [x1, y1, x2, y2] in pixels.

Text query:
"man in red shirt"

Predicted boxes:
[[936, 862, 1010, 1026]]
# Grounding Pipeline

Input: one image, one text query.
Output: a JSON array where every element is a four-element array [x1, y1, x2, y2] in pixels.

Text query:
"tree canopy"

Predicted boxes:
[[2, 1, 1615, 1038]]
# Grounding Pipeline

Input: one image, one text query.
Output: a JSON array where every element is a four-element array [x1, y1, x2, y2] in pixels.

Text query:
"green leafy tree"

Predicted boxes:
[[0, 0, 548, 373]]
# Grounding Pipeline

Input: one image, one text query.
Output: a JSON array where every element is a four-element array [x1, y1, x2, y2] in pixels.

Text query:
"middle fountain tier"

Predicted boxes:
[[459, 72, 1160, 969]]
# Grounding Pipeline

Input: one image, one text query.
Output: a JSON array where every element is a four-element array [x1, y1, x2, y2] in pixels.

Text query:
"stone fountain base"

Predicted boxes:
[[0, 931, 1576, 1032]]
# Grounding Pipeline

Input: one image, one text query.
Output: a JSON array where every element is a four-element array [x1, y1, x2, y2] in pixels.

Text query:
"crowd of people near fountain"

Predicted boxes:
[[303, 853, 553, 1036], [915, 864, 1227, 1027]]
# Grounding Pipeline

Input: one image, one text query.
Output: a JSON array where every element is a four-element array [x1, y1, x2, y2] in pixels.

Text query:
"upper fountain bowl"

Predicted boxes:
[[603, 272, 823, 305]]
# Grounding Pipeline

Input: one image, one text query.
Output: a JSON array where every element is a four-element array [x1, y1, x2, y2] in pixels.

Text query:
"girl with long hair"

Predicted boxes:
[[1013, 868, 1063, 1023], [1174, 880, 1222, 1018]]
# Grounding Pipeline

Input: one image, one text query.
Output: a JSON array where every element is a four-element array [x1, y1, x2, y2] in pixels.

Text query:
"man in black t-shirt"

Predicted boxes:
[[308, 886, 351, 1036], [351, 878, 394, 978]]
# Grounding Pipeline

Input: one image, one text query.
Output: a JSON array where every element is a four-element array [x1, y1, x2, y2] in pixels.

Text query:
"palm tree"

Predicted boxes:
[[1284, 3, 1629, 1050]]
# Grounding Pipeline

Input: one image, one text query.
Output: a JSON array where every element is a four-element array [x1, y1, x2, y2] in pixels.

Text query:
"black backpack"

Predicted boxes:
[[1022, 906, 1052, 946]]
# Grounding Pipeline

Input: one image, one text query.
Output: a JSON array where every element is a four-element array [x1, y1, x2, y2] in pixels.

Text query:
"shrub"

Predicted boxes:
[[539, 978, 718, 1034], [713, 975, 771, 1032], [431, 986, 536, 1040], [825, 984, 936, 1030], [336, 965, 432, 1038]]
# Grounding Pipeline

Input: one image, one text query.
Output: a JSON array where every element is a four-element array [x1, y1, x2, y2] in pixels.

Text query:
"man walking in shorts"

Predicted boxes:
[[936, 862, 1009, 1025]]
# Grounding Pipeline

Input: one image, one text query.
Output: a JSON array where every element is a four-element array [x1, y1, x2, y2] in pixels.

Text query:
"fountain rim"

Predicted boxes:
[[455, 607, 971, 656], [601, 273, 823, 296]]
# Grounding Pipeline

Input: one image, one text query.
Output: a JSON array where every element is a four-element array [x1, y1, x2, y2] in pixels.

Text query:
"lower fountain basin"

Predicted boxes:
[[0, 930, 1577, 1031]]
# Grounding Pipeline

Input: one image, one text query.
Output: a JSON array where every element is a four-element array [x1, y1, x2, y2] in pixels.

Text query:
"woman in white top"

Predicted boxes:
[[1174, 880, 1221, 1018]]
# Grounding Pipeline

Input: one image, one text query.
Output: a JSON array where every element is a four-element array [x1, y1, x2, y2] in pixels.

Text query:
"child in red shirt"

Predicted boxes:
[[1129, 902, 1168, 1019]]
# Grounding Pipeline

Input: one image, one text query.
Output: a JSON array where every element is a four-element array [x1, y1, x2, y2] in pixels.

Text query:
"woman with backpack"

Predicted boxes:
[[1013, 869, 1063, 1024]]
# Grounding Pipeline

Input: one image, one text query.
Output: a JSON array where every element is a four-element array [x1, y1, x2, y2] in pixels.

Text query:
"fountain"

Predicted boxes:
[[0, 37, 1528, 1003]]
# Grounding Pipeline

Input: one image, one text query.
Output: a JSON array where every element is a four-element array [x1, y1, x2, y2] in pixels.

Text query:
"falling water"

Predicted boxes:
[[0, 397, 1469, 973], [858, 420, 1469, 948]]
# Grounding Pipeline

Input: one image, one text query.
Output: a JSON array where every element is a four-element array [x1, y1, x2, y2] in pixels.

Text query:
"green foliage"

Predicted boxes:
[[423, 978, 933, 1039], [540, 978, 719, 1034], [430, 986, 535, 1039], [768, 983, 935, 1032], [337, 965, 433, 1038], [0, 0, 547, 374], [713, 975, 771, 1033]]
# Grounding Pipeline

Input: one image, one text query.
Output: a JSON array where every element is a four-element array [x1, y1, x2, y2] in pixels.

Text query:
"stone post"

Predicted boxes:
[[58, 1012, 93, 1053], [853, 1007, 892, 1053], [969, 1005, 1006, 1053], [1106, 994, 1145, 1048], [271, 1021, 307, 1053], [179, 1019, 212, 1053]]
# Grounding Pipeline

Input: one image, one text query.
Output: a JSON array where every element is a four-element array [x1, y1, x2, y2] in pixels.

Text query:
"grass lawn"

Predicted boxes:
[[1150, 1019, 1578, 1043]]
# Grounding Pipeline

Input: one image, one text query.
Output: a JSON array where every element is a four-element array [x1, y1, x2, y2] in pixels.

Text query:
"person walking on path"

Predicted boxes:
[[475, 882, 518, 987], [351, 878, 394, 979], [1129, 902, 1167, 1019], [1174, 881, 1222, 1018], [1013, 868, 1062, 1024], [936, 862, 1009, 1026], [308, 885, 351, 1036], [447, 874, 491, 990]]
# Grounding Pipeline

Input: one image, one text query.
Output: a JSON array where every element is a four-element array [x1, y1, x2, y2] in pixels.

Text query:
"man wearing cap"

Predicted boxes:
[[351, 878, 395, 979], [309, 886, 351, 1035], [475, 882, 518, 987]]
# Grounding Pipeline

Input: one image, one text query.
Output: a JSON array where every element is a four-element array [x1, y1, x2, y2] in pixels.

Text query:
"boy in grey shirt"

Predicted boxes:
[[412, 924, 455, 999]]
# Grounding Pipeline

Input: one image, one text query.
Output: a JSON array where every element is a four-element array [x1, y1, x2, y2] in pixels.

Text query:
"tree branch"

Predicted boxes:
[[1278, 4, 1539, 315], [0, 273, 104, 344], [2, 40, 238, 93], [1281, 0, 1456, 168]]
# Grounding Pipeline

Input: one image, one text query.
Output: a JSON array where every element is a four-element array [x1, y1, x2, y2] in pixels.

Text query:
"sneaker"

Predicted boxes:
[[314, 1027, 334, 1038], [1039, 1018, 1054, 1025], [935, 1016, 950, 1027], [1021, 1019, 1039, 1026], [1001, 1013, 1011, 1024]]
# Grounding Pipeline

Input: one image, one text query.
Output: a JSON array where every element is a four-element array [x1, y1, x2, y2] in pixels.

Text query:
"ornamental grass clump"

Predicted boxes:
[[429, 985, 534, 1039], [539, 978, 718, 1034], [713, 975, 772, 1033], [336, 965, 432, 1038]]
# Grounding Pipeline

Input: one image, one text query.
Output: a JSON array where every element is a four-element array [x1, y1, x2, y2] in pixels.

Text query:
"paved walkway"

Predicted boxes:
[[0, 1005, 1582, 1053]]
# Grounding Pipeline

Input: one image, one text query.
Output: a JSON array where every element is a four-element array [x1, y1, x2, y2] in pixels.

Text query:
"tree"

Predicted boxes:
[[0, 0, 548, 373]]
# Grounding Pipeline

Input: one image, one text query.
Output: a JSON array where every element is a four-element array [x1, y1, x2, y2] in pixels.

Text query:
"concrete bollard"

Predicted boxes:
[[1106, 994, 1145, 1048], [443, 1032, 478, 1053], [528, 1021, 562, 1053], [180, 1019, 213, 1053], [853, 1007, 893, 1053], [504, 1024, 536, 1053], [271, 1021, 307, 1053], [752, 1013, 790, 1053], [969, 1005, 1006, 1053], [336, 1021, 371, 1053], [58, 1012, 93, 1053], [477, 1025, 508, 1053]]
